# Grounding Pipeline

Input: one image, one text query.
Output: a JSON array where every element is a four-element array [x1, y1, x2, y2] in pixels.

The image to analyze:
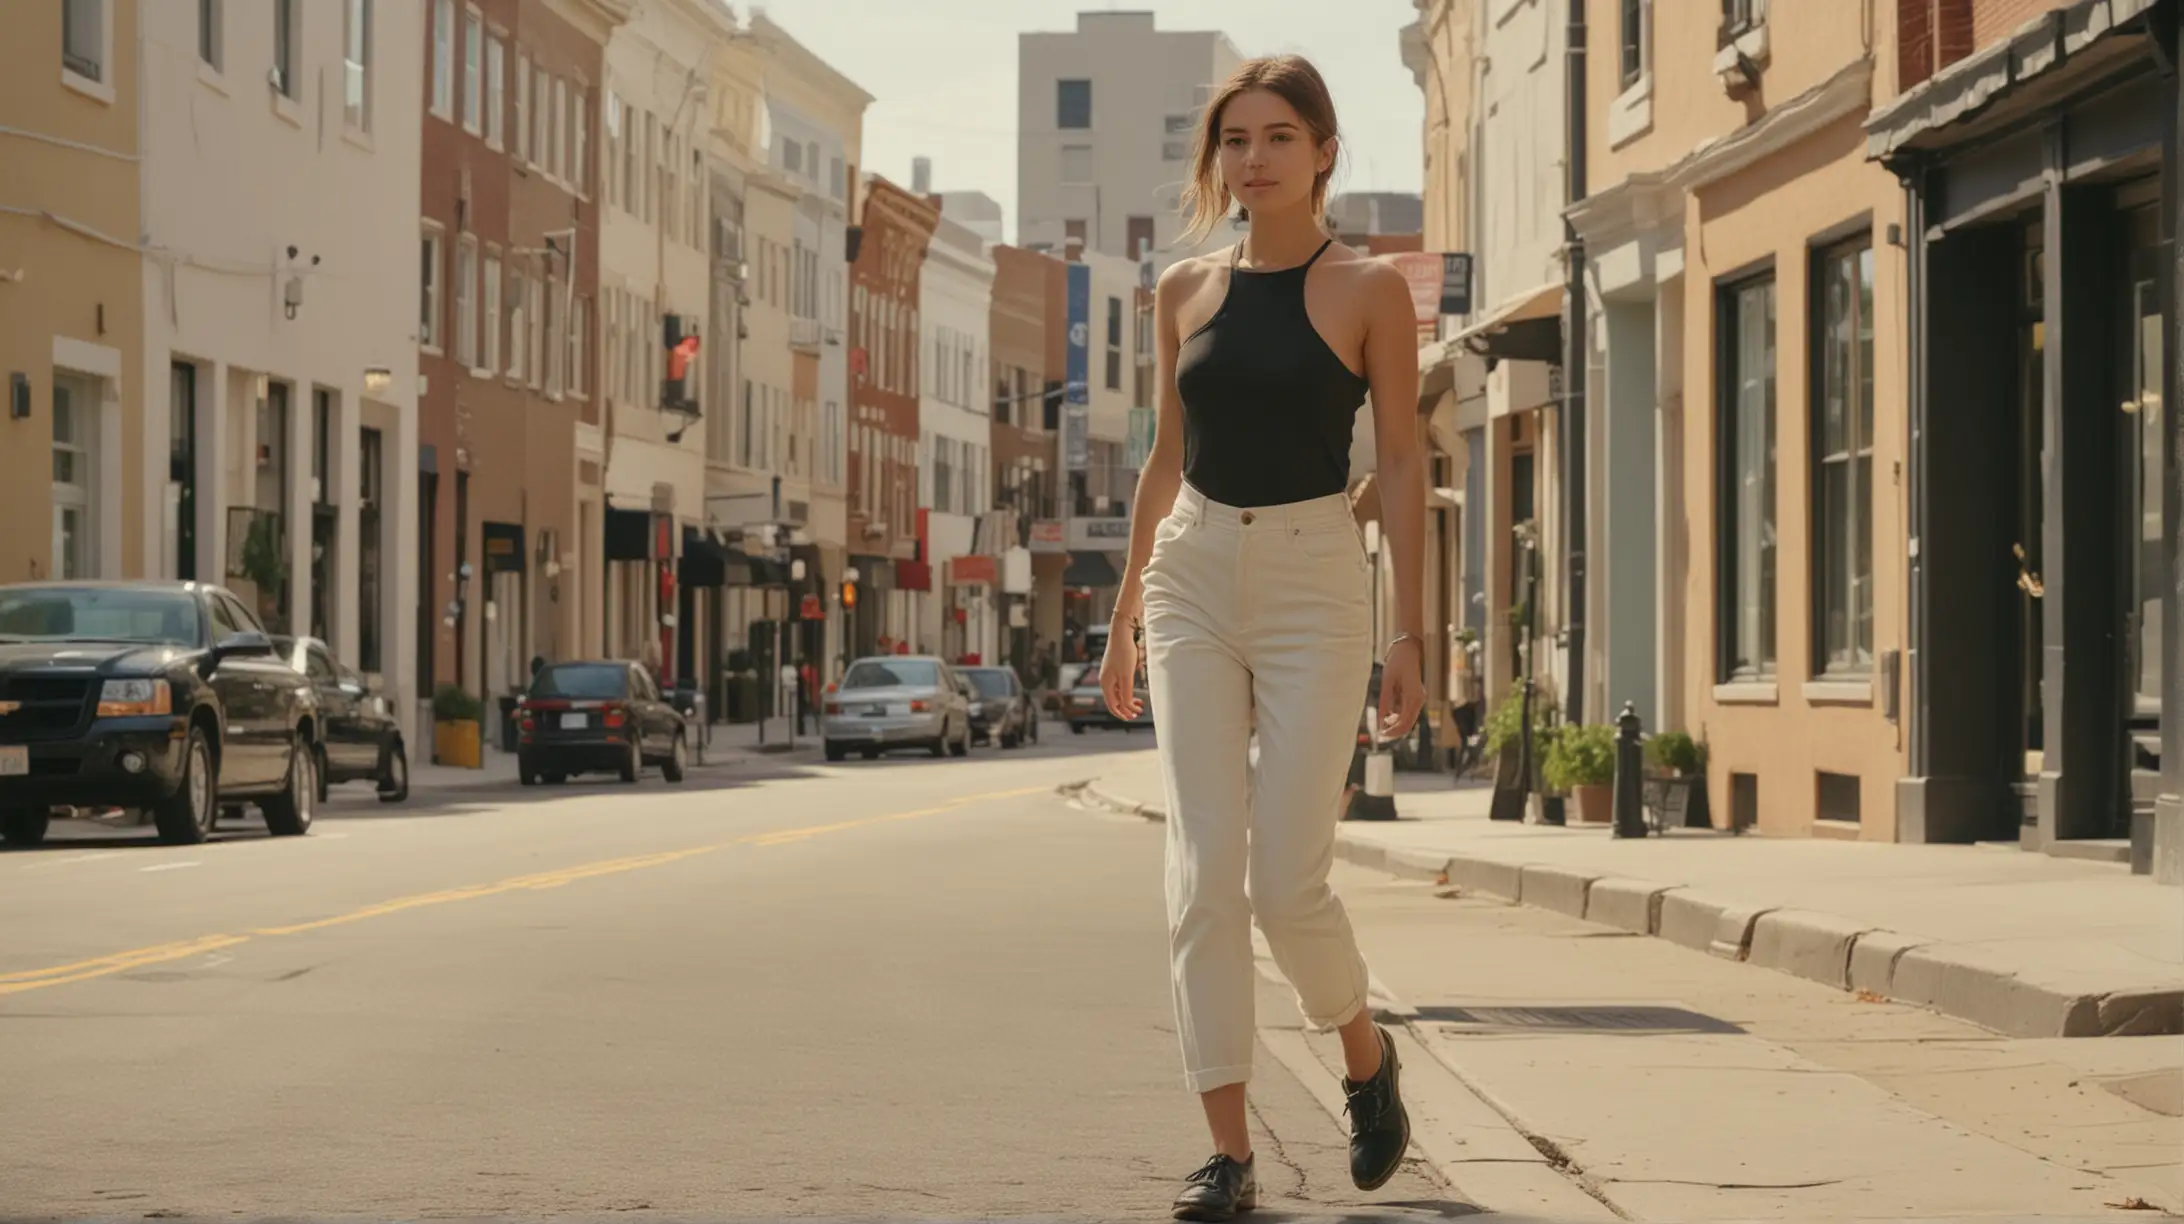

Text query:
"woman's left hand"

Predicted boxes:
[[1376, 639, 1427, 743]]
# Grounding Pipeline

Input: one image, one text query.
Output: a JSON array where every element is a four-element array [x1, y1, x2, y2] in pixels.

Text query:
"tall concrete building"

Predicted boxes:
[[1016, 11, 1240, 270]]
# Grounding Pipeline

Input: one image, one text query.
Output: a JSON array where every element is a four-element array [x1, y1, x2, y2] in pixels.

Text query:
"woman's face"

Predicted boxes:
[[1217, 88, 1332, 218]]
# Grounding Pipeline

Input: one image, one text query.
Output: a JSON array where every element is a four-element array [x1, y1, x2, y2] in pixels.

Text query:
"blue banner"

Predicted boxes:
[[1064, 262, 1090, 472]]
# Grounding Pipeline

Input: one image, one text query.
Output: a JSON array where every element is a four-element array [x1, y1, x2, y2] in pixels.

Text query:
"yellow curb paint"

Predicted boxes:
[[0, 786, 1039, 997]]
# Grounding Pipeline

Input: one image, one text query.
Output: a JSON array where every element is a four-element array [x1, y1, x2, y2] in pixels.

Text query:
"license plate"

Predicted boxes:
[[559, 713, 587, 730], [0, 746, 24, 777], [864, 705, 887, 717]]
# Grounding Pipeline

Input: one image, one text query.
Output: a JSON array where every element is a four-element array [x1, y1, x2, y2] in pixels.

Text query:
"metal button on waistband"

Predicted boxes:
[[1240, 511, 1256, 525]]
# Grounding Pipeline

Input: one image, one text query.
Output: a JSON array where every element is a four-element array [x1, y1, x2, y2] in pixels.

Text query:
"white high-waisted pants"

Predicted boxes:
[[1141, 481, 1375, 1093]]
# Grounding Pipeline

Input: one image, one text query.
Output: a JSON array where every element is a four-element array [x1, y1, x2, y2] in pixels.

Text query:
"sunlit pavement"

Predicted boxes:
[[0, 719, 1465, 1221]]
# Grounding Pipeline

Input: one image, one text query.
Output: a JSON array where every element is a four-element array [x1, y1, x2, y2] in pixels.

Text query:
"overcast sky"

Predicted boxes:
[[757, 0, 1426, 243]]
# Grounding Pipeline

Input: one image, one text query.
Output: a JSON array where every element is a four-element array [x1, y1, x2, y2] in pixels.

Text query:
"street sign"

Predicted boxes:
[[1440, 253, 1473, 316], [1065, 263, 1091, 472]]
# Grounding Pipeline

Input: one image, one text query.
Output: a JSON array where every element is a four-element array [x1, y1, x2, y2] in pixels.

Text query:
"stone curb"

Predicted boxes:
[[1066, 777, 2184, 1038]]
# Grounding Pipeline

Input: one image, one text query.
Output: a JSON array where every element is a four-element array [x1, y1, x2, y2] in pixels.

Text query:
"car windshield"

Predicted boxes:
[[0, 588, 200, 645], [529, 664, 629, 699], [965, 670, 1014, 698], [842, 660, 939, 690]]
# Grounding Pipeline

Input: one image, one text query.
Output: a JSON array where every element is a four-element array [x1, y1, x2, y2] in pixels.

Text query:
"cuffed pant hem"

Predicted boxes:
[[1300, 993, 1369, 1035], [1184, 1063, 1254, 1094]]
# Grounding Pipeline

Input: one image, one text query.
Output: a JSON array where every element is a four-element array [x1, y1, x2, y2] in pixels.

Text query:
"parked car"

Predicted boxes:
[[962, 665, 1038, 748], [822, 655, 972, 761], [0, 581, 320, 846], [515, 660, 689, 785], [1066, 669, 1154, 733], [273, 634, 408, 804]]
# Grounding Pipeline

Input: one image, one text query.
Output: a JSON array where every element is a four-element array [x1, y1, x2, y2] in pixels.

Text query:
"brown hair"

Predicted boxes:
[[1178, 56, 1342, 245]]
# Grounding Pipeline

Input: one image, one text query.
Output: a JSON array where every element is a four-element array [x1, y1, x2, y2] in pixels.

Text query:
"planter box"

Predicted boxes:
[[435, 719, 481, 769], [1573, 782, 1613, 824]]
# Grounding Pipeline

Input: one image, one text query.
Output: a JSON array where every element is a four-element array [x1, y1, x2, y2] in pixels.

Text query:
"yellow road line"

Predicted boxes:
[[0, 785, 1044, 997]]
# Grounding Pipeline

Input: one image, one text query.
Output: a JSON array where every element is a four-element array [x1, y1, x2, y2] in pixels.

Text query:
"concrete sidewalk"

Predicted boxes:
[[408, 717, 820, 792], [1079, 755, 2184, 1039]]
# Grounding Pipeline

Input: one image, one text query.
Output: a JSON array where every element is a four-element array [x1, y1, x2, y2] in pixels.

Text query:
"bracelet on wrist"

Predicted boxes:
[[1383, 632, 1422, 658]]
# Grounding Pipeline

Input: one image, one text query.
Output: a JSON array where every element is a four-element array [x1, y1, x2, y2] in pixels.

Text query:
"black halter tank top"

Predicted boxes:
[[1173, 238, 1370, 508]]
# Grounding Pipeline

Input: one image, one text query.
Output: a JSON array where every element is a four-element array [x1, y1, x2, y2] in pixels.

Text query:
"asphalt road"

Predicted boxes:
[[0, 723, 1460, 1222]]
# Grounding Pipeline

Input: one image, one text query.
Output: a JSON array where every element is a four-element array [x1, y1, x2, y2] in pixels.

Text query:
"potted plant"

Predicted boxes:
[[432, 683, 484, 769], [239, 514, 287, 629], [1546, 723, 1618, 824], [1644, 729, 1713, 829]]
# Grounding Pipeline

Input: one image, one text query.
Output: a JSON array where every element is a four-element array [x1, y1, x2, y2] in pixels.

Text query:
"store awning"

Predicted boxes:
[[1450, 282, 1564, 364], [679, 529, 752, 589], [895, 558, 933, 592], [1064, 550, 1120, 588], [747, 556, 792, 586]]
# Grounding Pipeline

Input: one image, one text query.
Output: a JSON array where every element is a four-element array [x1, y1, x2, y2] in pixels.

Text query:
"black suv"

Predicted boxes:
[[0, 581, 321, 846]]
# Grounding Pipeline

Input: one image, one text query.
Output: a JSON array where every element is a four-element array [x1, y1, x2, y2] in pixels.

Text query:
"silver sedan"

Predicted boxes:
[[822, 656, 973, 762]]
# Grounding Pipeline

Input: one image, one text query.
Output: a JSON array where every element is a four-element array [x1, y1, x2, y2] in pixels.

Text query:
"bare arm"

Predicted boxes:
[[1110, 265, 1192, 633], [1363, 261, 1427, 650]]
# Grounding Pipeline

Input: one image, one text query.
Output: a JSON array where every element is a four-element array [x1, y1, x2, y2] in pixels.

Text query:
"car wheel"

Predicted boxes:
[[824, 740, 846, 763], [519, 760, 539, 786], [261, 733, 315, 837], [619, 738, 641, 784], [153, 726, 217, 845], [861, 747, 879, 760], [929, 722, 949, 758], [0, 808, 50, 847], [1069, 721, 1086, 735], [950, 721, 970, 757], [313, 744, 331, 805], [542, 772, 567, 785], [378, 740, 410, 803], [662, 733, 687, 783]]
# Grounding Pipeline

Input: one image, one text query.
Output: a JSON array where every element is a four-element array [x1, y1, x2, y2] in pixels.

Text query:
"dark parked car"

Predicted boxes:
[[273, 635, 408, 804], [962, 665, 1038, 748], [1066, 670, 1154, 733], [0, 581, 321, 846], [515, 661, 688, 785]]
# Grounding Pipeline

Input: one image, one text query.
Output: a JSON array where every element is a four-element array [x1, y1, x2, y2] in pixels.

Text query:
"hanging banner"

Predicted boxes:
[[1064, 262, 1091, 472]]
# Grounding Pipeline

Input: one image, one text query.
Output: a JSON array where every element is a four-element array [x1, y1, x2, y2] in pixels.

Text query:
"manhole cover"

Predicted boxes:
[[1412, 1004, 1743, 1034]]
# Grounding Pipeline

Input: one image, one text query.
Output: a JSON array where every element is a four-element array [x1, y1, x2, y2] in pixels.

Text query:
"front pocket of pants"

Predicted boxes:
[[1292, 529, 1365, 573]]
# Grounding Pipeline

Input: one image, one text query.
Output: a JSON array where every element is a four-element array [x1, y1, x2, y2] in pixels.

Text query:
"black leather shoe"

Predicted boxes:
[[1172, 1152, 1257, 1221], [1343, 1023, 1412, 1190]]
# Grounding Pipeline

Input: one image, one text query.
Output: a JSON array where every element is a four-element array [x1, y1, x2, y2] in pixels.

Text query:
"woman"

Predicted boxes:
[[1097, 54, 1427, 1221]]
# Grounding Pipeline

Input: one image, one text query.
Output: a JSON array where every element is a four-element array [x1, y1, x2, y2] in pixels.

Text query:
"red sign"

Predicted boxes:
[[947, 555, 998, 586], [800, 594, 824, 620]]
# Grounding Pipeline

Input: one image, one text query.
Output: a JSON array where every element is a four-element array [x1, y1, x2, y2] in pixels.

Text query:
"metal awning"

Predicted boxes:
[[1451, 282, 1564, 364], [1064, 550, 1120, 588], [1866, 0, 2158, 159]]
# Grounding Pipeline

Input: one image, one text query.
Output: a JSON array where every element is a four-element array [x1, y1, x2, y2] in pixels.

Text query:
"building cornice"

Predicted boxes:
[[1568, 55, 1874, 243], [542, 0, 634, 44], [752, 10, 876, 110]]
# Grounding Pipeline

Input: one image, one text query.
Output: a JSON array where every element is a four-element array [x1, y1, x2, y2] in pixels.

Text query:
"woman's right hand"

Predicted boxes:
[[1099, 614, 1144, 722]]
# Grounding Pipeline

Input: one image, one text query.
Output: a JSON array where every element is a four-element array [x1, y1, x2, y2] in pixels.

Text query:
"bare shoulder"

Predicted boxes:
[[1156, 250, 1228, 297], [1318, 244, 1412, 296]]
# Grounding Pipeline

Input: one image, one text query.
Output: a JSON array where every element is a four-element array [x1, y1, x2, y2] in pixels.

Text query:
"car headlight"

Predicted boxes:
[[97, 678, 172, 717], [969, 702, 984, 716]]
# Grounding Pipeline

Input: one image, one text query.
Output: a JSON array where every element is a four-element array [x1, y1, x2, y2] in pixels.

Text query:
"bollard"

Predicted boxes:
[[1612, 700, 1648, 838], [1350, 742, 1399, 820]]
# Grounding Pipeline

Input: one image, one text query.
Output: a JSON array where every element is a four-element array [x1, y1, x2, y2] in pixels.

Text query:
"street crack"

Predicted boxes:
[[1247, 1094, 1313, 1198]]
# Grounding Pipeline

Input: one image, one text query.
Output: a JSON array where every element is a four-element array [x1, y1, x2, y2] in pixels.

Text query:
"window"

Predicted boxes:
[[64, 0, 104, 84], [1065, 219, 1087, 251], [514, 50, 530, 162], [1813, 240, 1874, 676], [273, 0, 298, 99], [430, 0, 453, 120], [483, 252, 502, 374], [462, 9, 483, 133], [1718, 274, 1777, 682], [1722, 0, 1767, 39], [573, 88, 589, 195], [1127, 215, 1154, 260], [545, 274, 563, 397], [1621, 0, 1648, 86], [358, 426, 383, 672], [455, 236, 477, 367], [830, 156, 845, 201], [535, 67, 553, 178], [569, 296, 588, 397], [1105, 295, 1122, 391], [52, 373, 99, 580], [783, 140, 803, 174], [604, 93, 621, 207], [507, 266, 527, 378], [343, 0, 372, 130], [1060, 144, 1094, 185], [198, 0, 223, 71], [484, 33, 503, 148], [1057, 79, 1092, 129], [419, 226, 444, 352]]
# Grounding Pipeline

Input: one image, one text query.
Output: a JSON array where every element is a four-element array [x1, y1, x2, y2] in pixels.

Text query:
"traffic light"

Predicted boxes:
[[661, 314, 700, 413], [840, 581, 857, 610]]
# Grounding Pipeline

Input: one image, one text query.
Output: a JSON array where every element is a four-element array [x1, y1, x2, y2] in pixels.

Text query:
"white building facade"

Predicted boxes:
[[139, 0, 424, 740], [918, 215, 997, 665], [1017, 11, 1240, 270], [597, 0, 726, 679]]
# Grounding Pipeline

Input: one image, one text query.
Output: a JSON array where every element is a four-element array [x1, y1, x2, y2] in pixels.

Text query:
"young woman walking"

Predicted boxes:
[[1096, 54, 1428, 1222]]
